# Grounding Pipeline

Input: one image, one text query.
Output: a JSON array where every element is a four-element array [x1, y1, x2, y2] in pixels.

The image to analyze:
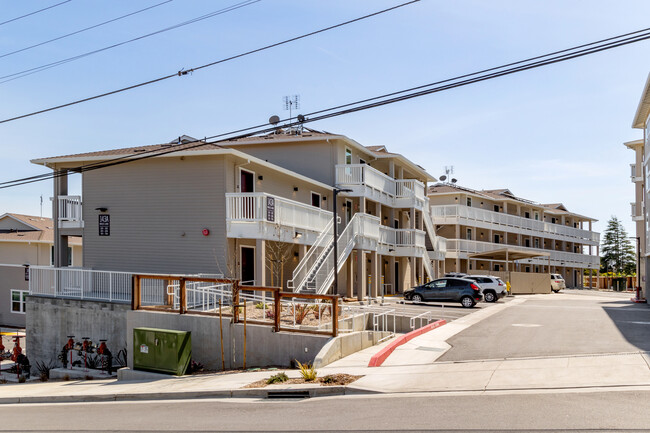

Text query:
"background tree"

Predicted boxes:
[[600, 216, 636, 275]]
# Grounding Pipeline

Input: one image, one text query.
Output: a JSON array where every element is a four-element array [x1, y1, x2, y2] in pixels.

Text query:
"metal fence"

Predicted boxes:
[[29, 266, 132, 303]]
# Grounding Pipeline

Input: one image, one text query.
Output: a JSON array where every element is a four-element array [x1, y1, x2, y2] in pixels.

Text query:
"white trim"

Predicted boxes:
[[0, 213, 42, 231]]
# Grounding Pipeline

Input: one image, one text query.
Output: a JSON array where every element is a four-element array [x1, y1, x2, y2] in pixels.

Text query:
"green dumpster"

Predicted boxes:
[[133, 327, 192, 376]]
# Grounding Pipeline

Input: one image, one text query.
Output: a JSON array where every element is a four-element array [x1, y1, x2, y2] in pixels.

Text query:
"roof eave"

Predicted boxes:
[[632, 73, 650, 129]]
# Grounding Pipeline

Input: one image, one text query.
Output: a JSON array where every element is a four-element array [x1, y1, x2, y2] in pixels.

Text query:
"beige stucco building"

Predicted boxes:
[[31, 131, 445, 299], [0, 213, 82, 327], [428, 184, 599, 287]]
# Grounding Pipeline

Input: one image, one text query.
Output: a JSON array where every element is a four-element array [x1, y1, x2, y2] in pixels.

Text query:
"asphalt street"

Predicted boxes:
[[438, 291, 650, 362], [1, 389, 649, 432]]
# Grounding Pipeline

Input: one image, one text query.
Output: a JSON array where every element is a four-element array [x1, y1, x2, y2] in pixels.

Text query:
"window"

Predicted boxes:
[[359, 158, 366, 165], [467, 197, 472, 207], [525, 266, 531, 273], [494, 205, 499, 212], [534, 212, 540, 221], [50, 246, 73, 266], [311, 192, 321, 208], [494, 234, 500, 244], [345, 148, 352, 165], [432, 280, 447, 288], [534, 238, 539, 248], [466, 228, 472, 240], [525, 239, 531, 248], [494, 264, 501, 271], [524, 211, 530, 219], [11, 290, 27, 313], [551, 217, 556, 224]]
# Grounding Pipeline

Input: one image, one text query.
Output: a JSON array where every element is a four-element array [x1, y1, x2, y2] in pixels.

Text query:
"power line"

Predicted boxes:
[[0, 0, 174, 60], [0, 1, 72, 27], [0, 0, 421, 125], [0, 0, 261, 84], [4, 26, 650, 191], [4, 23, 650, 191]]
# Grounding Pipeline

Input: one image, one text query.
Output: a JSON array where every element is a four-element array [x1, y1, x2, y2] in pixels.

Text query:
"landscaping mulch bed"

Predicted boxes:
[[243, 373, 361, 388]]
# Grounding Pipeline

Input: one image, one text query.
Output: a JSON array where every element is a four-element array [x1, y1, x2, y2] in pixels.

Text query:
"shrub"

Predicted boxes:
[[35, 359, 58, 381], [255, 302, 268, 310], [18, 376, 26, 383], [265, 309, 275, 319], [62, 374, 70, 381], [291, 304, 311, 324], [266, 372, 289, 384], [115, 348, 128, 368], [296, 360, 317, 381], [321, 375, 335, 384], [0, 378, 7, 384]]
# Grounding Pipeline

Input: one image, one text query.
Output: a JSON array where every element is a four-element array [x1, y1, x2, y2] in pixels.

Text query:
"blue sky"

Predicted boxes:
[[1, 0, 649, 237]]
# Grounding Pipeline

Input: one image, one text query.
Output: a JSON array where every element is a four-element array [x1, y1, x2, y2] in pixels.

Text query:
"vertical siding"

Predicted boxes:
[[82, 155, 227, 275]]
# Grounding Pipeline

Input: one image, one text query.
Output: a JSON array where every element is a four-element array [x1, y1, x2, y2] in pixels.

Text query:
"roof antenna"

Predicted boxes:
[[40, 195, 43, 218], [283, 95, 300, 133], [439, 166, 455, 184]]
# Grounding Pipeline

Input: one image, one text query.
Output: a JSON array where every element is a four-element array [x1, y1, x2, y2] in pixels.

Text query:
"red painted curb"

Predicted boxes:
[[367, 319, 447, 367]]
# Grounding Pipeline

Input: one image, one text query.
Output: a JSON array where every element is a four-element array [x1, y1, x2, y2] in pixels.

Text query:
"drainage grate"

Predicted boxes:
[[266, 390, 311, 399]]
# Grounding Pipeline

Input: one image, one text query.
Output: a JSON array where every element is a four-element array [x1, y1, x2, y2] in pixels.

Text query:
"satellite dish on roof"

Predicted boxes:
[[297, 114, 305, 123], [439, 175, 447, 181], [451, 178, 457, 184], [269, 115, 280, 125]]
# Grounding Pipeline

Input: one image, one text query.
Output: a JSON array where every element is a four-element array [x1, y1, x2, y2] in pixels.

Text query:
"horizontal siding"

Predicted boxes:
[[82, 155, 227, 275]]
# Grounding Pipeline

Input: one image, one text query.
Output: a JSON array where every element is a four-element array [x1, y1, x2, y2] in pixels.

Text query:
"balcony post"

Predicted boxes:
[[53, 169, 69, 268]]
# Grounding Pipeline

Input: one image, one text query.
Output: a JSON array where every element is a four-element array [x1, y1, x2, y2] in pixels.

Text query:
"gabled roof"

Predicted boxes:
[[542, 203, 569, 212], [0, 213, 81, 244], [633, 73, 650, 129]]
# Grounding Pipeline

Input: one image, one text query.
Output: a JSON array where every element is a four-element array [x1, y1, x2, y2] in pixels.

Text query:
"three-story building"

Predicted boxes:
[[428, 183, 599, 287]]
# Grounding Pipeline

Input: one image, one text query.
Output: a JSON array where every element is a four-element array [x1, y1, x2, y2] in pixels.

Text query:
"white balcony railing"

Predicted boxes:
[[335, 164, 426, 208], [430, 205, 599, 244], [57, 195, 83, 229], [378, 226, 426, 248], [631, 202, 644, 221], [445, 239, 599, 268], [29, 266, 132, 303], [226, 192, 332, 234]]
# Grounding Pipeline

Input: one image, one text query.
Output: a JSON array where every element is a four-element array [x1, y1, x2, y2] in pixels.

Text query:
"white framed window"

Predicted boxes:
[[11, 290, 27, 314], [345, 148, 352, 165], [466, 228, 472, 240], [311, 192, 321, 208], [534, 212, 540, 221]]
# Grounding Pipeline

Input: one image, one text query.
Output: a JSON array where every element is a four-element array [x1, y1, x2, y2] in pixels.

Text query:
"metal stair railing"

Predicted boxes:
[[287, 220, 333, 292]]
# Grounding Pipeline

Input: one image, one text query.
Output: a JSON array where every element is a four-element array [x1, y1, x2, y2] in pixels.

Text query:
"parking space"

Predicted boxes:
[[380, 295, 515, 324]]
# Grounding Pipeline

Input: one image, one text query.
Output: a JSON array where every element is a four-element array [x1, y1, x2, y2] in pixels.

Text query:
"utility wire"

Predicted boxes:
[[0, 1, 174, 60], [0, 0, 261, 84], [4, 26, 650, 191], [0, 0, 421, 125], [0, 1, 72, 27]]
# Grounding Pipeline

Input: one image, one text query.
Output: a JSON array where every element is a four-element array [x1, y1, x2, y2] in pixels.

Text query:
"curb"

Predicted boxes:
[[367, 319, 447, 367], [0, 385, 375, 405]]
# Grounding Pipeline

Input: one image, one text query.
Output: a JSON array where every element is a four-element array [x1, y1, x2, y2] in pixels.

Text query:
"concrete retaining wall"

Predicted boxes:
[[511, 272, 551, 294], [313, 331, 392, 368], [126, 310, 330, 370], [26, 296, 130, 369]]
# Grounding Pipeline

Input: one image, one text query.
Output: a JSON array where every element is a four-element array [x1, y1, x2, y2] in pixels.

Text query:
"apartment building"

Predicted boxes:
[[30, 131, 445, 300], [428, 184, 600, 287], [0, 213, 82, 327], [627, 72, 650, 300]]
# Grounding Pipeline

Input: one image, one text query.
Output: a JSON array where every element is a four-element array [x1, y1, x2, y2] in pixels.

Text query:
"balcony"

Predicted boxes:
[[226, 193, 332, 244], [378, 225, 426, 256], [445, 239, 599, 269], [57, 195, 84, 229], [335, 164, 426, 209], [631, 163, 643, 183], [430, 205, 599, 245], [631, 202, 644, 222]]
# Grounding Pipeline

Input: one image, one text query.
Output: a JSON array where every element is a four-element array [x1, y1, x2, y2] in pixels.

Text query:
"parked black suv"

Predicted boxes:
[[403, 277, 483, 308]]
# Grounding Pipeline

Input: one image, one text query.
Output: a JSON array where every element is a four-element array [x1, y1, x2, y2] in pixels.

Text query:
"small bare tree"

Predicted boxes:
[[265, 223, 294, 288]]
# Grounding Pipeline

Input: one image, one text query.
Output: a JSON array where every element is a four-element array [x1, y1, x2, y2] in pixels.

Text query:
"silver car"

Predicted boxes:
[[464, 275, 507, 302]]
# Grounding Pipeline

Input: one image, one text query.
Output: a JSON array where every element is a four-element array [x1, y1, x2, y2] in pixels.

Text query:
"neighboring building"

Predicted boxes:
[[428, 184, 600, 287], [0, 213, 81, 327], [30, 131, 445, 299], [627, 72, 650, 300]]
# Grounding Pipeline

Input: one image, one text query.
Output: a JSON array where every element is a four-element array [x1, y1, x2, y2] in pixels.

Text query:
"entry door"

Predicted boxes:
[[345, 200, 353, 225], [240, 169, 255, 219], [240, 246, 255, 285]]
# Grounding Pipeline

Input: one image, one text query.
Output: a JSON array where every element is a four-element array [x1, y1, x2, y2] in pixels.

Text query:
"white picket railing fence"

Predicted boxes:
[[335, 164, 426, 205], [29, 266, 132, 303], [226, 192, 332, 232], [430, 204, 599, 244]]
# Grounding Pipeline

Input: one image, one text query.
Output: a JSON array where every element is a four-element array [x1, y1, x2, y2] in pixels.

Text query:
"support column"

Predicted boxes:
[[345, 254, 354, 298], [387, 256, 395, 294], [53, 169, 69, 268], [255, 239, 266, 286], [356, 250, 366, 301], [370, 251, 378, 300]]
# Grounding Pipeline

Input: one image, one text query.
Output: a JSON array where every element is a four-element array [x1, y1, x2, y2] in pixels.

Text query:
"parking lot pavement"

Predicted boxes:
[[437, 291, 650, 362], [379, 295, 514, 324]]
